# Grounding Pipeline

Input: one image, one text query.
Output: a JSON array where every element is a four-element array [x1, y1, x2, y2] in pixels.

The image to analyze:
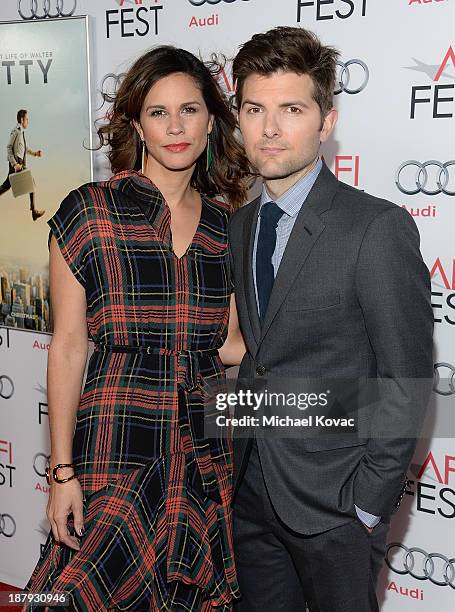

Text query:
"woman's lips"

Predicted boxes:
[[164, 143, 191, 153]]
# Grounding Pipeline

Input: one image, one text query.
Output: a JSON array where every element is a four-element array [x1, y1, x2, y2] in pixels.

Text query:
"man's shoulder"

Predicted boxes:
[[229, 197, 259, 233], [334, 179, 398, 221], [9, 125, 21, 138]]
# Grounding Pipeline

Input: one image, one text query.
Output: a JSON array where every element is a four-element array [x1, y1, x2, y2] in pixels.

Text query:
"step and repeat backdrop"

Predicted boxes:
[[0, 1, 454, 609]]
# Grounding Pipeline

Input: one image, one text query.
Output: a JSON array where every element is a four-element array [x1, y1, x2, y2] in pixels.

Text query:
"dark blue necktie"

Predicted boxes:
[[256, 201, 284, 322]]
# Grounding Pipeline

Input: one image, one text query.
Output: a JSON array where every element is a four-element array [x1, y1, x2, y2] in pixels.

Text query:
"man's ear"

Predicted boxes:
[[320, 108, 338, 144], [132, 119, 144, 141]]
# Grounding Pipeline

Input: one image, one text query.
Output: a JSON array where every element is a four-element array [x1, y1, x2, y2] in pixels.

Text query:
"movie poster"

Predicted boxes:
[[0, 16, 92, 332]]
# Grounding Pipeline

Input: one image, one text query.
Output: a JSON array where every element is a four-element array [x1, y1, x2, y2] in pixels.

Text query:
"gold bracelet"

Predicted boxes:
[[45, 463, 76, 484]]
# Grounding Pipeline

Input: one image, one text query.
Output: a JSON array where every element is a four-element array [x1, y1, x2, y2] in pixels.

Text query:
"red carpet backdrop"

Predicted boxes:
[[0, 1, 454, 609]]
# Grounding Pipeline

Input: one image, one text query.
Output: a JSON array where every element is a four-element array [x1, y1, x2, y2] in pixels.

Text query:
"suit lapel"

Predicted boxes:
[[259, 163, 339, 345], [242, 197, 261, 346]]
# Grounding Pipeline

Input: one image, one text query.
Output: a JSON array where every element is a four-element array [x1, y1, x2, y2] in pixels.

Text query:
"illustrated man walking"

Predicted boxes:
[[0, 109, 45, 220], [228, 27, 434, 611]]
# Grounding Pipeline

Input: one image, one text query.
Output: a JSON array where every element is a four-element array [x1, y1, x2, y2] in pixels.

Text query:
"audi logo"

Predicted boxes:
[[334, 59, 369, 95], [433, 362, 455, 396], [18, 0, 77, 20], [386, 543, 455, 588], [395, 160, 455, 196], [189, 0, 249, 5], [33, 453, 50, 478], [99, 72, 126, 107], [0, 513, 16, 538], [0, 375, 14, 400]]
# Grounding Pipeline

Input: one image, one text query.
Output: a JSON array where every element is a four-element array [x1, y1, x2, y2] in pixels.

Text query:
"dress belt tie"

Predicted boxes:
[[94, 343, 219, 393], [93, 341, 223, 504], [93, 343, 219, 358]]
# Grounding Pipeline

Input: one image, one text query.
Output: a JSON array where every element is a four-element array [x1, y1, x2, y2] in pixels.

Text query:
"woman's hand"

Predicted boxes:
[[47, 475, 84, 551], [219, 294, 247, 367]]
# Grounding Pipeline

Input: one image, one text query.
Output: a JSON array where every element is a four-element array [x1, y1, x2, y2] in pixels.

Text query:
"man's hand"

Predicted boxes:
[[14, 163, 23, 172]]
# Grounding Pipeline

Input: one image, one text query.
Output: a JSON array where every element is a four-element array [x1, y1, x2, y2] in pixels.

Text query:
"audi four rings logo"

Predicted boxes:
[[0, 513, 16, 538], [386, 543, 455, 588], [100, 73, 126, 106], [335, 60, 369, 95], [189, 0, 249, 5], [433, 362, 455, 396], [0, 376, 14, 400], [18, 0, 77, 20], [395, 160, 455, 196], [33, 453, 51, 478]]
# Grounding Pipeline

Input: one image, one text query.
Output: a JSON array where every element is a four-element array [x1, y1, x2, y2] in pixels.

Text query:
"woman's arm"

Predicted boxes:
[[219, 294, 246, 367], [46, 235, 88, 550]]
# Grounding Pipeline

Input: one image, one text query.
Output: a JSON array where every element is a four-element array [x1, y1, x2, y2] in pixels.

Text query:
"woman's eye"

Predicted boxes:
[[149, 109, 166, 117], [247, 107, 261, 114], [182, 106, 198, 114]]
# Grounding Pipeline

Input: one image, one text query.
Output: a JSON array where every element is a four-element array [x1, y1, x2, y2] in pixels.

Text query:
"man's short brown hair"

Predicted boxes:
[[17, 109, 28, 124], [233, 26, 339, 118]]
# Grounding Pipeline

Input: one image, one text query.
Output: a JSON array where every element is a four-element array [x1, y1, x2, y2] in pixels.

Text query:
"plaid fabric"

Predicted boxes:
[[25, 171, 238, 611]]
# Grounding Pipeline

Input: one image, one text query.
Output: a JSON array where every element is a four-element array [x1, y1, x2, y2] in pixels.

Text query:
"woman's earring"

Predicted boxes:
[[206, 134, 213, 172], [141, 140, 147, 175]]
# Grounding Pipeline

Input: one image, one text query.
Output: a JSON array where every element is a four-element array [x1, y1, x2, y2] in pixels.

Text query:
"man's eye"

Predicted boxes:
[[288, 106, 301, 113]]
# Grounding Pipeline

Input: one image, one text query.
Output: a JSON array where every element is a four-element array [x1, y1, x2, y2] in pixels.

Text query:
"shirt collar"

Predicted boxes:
[[259, 157, 322, 217]]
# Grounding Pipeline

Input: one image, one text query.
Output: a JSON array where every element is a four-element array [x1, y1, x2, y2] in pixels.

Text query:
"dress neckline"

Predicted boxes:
[[108, 169, 205, 260]]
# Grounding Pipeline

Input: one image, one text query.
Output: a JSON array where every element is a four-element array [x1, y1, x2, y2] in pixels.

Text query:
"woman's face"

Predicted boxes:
[[134, 72, 214, 174]]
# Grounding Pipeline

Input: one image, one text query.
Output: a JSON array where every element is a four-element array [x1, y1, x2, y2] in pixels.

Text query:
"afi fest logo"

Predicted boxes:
[[0, 439, 16, 488], [322, 155, 362, 188], [430, 257, 455, 326], [408, 46, 455, 118], [106, 0, 164, 39], [297, 0, 367, 22], [405, 451, 455, 520]]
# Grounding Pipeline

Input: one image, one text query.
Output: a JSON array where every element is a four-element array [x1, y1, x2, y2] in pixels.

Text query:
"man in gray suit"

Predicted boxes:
[[0, 109, 45, 220], [228, 27, 434, 611]]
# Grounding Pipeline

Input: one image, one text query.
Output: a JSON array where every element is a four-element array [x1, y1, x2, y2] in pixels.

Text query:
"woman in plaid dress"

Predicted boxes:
[[25, 47, 249, 611]]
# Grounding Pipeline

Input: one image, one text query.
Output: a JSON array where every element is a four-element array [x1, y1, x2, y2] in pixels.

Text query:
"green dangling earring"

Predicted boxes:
[[206, 134, 213, 171]]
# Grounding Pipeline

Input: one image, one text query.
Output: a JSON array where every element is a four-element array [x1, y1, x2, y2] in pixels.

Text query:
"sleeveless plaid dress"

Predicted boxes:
[[25, 171, 239, 611]]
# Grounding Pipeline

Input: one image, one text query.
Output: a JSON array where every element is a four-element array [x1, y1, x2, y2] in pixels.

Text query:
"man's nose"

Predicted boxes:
[[263, 113, 281, 138]]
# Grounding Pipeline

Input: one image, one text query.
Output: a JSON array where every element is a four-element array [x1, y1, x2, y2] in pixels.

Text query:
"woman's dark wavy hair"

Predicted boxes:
[[96, 46, 249, 209]]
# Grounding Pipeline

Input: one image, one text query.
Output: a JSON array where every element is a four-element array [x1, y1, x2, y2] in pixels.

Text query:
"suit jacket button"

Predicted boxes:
[[256, 365, 266, 376]]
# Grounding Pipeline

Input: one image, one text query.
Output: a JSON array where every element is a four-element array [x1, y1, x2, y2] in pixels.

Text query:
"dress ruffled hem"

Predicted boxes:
[[24, 455, 240, 611]]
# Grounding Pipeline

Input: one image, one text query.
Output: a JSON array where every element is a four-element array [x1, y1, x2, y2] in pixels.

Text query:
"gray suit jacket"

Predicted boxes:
[[228, 163, 434, 535]]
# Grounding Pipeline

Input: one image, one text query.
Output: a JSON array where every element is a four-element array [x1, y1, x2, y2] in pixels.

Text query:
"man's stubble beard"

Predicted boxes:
[[255, 155, 316, 182]]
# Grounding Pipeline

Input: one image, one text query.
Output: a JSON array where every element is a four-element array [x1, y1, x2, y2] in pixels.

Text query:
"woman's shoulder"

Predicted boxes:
[[62, 174, 126, 214], [202, 194, 234, 220]]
